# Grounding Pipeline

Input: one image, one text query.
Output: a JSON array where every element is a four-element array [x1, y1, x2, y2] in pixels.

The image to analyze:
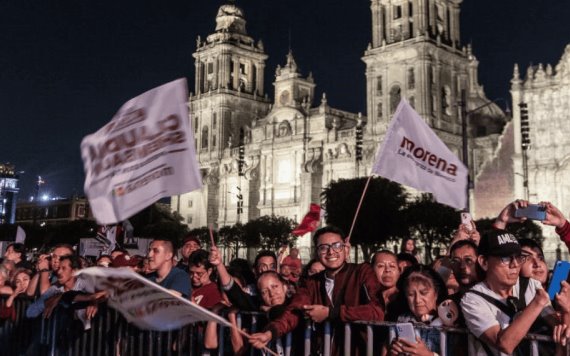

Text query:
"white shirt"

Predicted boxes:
[[325, 276, 334, 304], [460, 277, 554, 356]]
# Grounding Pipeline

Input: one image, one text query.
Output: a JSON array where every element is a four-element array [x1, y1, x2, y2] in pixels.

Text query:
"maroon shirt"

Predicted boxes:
[[191, 282, 223, 310]]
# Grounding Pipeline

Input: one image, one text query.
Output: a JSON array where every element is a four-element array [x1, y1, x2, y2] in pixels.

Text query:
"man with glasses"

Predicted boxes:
[[249, 225, 383, 355], [188, 249, 222, 309], [461, 229, 566, 355]]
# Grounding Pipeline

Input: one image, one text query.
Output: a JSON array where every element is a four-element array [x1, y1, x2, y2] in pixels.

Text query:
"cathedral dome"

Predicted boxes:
[[215, 3, 247, 35], [467, 96, 505, 120]]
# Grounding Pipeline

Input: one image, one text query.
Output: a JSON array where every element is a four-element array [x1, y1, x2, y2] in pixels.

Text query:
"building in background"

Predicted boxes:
[[172, 1, 506, 255], [0, 163, 20, 224], [511, 44, 570, 260], [15, 197, 92, 226]]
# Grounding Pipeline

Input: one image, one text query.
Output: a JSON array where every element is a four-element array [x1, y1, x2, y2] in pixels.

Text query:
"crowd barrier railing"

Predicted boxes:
[[0, 295, 565, 356]]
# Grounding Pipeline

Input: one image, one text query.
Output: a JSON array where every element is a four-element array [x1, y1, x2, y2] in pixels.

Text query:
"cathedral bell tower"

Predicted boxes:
[[191, 1, 270, 158], [363, 0, 475, 156], [186, 1, 271, 227]]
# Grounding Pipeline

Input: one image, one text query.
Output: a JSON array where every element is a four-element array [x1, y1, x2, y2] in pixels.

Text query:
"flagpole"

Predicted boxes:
[[346, 176, 373, 243]]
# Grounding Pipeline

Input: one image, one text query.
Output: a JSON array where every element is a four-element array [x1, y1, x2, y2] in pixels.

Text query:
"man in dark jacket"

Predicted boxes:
[[249, 225, 384, 355]]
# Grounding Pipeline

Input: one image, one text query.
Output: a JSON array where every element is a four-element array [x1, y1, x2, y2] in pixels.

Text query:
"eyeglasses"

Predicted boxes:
[[450, 257, 476, 267], [521, 253, 545, 264], [189, 270, 207, 278], [498, 255, 527, 265], [316, 242, 345, 255]]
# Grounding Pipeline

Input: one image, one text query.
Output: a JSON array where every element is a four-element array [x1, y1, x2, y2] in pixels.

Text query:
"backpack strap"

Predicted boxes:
[[466, 290, 517, 319], [517, 276, 530, 311]]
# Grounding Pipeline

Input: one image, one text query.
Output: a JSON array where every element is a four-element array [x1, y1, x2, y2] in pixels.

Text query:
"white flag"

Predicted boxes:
[[81, 79, 202, 224], [76, 267, 231, 331], [15, 226, 26, 244], [372, 100, 467, 210]]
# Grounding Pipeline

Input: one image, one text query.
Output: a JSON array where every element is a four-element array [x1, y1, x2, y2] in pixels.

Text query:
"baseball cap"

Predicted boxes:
[[183, 235, 201, 246], [478, 229, 521, 257], [111, 254, 142, 268]]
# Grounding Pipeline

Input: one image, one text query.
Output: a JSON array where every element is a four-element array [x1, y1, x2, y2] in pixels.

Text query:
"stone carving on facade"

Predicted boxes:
[[337, 143, 351, 158], [303, 147, 322, 173], [244, 155, 260, 180], [277, 120, 291, 137], [203, 167, 219, 185]]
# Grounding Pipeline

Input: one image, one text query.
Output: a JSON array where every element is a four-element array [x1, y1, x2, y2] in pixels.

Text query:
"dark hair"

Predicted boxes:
[[400, 237, 417, 255], [518, 238, 544, 255], [96, 255, 112, 263], [396, 252, 419, 265], [312, 225, 346, 246], [59, 254, 82, 270], [151, 239, 176, 257], [10, 268, 32, 288], [253, 250, 277, 269], [7, 243, 27, 260], [388, 264, 448, 321], [228, 258, 256, 287], [51, 244, 75, 255], [449, 239, 478, 256], [188, 249, 212, 270], [371, 250, 398, 264]]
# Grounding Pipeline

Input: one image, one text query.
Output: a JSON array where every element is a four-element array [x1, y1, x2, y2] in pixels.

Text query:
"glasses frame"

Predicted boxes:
[[316, 242, 345, 255], [498, 255, 527, 265]]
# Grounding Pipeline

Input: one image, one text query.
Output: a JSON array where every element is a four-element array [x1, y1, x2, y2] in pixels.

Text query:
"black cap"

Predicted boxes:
[[478, 229, 521, 257]]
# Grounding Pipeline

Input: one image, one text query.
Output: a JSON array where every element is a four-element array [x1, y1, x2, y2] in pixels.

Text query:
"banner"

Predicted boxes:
[[15, 225, 26, 244], [292, 203, 322, 236], [372, 100, 468, 210], [81, 78, 202, 224], [77, 267, 231, 331]]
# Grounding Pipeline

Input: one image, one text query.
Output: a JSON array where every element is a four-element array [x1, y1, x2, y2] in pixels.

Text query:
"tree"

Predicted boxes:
[[219, 223, 245, 260], [475, 218, 543, 245], [321, 177, 408, 261], [243, 215, 296, 251], [403, 194, 460, 264], [131, 203, 189, 246]]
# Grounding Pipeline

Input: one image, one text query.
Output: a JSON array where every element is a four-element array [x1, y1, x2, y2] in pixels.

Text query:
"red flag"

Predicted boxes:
[[292, 204, 321, 236]]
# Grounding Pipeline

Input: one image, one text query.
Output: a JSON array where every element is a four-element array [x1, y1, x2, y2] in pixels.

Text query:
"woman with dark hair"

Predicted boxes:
[[384, 264, 449, 356], [400, 237, 418, 255]]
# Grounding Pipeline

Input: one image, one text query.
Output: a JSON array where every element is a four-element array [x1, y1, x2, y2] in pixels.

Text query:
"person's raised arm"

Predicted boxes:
[[209, 246, 231, 286], [493, 199, 528, 230]]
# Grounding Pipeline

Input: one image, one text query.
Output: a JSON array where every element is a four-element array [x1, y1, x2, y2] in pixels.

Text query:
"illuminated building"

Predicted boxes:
[[0, 163, 19, 224]]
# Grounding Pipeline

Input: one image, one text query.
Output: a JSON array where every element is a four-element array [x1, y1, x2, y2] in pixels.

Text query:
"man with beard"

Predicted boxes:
[[249, 225, 384, 355], [450, 239, 480, 293]]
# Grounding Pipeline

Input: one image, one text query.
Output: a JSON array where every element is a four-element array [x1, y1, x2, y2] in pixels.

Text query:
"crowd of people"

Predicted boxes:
[[2, 199, 570, 355]]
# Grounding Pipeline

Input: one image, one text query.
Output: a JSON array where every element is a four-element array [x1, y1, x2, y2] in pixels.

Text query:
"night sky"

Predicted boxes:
[[1, 0, 569, 200]]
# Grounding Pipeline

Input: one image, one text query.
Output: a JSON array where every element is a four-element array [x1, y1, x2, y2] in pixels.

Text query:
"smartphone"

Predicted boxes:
[[514, 204, 546, 221], [395, 322, 417, 344], [461, 212, 473, 232], [547, 260, 570, 300]]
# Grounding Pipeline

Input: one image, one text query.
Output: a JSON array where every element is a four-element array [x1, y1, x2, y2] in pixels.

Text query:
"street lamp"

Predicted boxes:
[[459, 89, 511, 212]]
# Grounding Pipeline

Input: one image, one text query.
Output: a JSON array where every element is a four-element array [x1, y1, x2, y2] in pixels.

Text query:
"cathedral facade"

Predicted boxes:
[[510, 45, 570, 258], [171, 1, 506, 252]]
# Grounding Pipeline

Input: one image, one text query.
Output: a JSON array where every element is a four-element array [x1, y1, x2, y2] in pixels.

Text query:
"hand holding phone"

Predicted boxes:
[[461, 212, 474, 232], [395, 322, 417, 344], [514, 204, 546, 221], [548, 261, 570, 300]]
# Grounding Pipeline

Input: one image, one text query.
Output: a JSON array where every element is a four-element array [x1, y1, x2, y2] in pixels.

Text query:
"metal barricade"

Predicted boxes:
[[5, 298, 565, 356]]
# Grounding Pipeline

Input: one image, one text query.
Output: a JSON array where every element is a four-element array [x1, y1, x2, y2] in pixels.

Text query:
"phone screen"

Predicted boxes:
[[514, 204, 546, 221], [395, 322, 417, 344], [547, 261, 570, 300]]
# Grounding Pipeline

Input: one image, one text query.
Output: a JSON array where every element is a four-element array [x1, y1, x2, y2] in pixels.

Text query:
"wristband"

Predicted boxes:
[[39, 269, 50, 273]]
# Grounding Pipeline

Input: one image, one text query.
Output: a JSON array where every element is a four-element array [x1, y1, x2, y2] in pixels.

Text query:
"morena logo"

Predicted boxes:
[[399, 136, 458, 176]]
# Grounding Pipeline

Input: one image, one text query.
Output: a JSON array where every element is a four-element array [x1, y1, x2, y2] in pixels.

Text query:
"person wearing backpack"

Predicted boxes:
[[461, 200, 570, 355]]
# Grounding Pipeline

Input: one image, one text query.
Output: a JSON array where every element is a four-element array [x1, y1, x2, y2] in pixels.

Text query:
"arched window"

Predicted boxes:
[[201, 126, 209, 149], [390, 85, 401, 113], [377, 102, 383, 119], [408, 68, 415, 90]]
